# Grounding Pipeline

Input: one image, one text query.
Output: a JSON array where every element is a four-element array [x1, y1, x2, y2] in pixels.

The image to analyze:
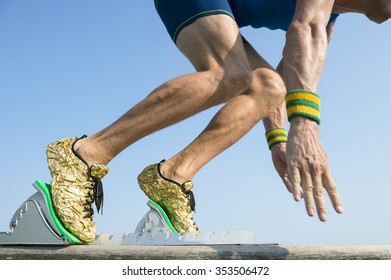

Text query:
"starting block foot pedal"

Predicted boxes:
[[0, 180, 82, 245]]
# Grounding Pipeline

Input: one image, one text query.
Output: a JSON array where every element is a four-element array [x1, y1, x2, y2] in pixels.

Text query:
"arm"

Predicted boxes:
[[263, 61, 286, 132], [264, 0, 343, 221], [283, 0, 332, 90], [263, 14, 337, 197], [263, 62, 292, 194], [263, 14, 335, 130], [284, 0, 343, 221]]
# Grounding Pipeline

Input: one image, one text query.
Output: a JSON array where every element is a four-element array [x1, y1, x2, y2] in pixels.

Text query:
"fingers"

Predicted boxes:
[[288, 166, 302, 202], [271, 146, 302, 196], [289, 165, 343, 221], [323, 170, 344, 214], [301, 173, 315, 217], [313, 174, 328, 221], [282, 175, 293, 193], [282, 175, 304, 198], [285, 121, 343, 221]]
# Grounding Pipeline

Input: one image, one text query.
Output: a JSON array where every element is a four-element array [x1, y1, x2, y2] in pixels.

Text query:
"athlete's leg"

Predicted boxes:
[[48, 14, 252, 240], [160, 39, 286, 183], [74, 15, 252, 166]]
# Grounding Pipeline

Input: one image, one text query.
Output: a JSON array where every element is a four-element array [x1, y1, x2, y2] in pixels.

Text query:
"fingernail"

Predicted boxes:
[[336, 206, 344, 214], [320, 213, 328, 222], [294, 194, 300, 201]]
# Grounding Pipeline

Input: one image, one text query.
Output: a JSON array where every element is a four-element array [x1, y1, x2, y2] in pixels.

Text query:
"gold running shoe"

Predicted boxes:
[[137, 161, 199, 235], [46, 135, 109, 243]]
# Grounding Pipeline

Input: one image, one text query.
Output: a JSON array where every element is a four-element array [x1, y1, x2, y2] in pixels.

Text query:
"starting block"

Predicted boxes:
[[0, 180, 253, 246]]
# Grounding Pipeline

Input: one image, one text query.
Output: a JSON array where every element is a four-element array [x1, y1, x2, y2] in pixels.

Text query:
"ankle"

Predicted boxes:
[[74, 137, 110, 166], [159, 160, 190, 185]]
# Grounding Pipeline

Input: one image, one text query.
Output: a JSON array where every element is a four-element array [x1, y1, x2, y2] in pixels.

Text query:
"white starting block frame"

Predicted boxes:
[[0, 180, 253, 246]]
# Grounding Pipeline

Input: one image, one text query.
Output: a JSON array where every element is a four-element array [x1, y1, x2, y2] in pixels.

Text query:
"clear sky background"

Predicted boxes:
[[0, 1, 390, 245]]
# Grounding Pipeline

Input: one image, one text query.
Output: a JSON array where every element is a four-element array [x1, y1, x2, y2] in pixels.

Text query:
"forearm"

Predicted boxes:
[[263, 0, 335, 141], [263, 12, 336, 131], [282, 1, 334, 93], [263, 102, 286, 130], [263, 61, 286, 131], [264, 1, 343, 219]]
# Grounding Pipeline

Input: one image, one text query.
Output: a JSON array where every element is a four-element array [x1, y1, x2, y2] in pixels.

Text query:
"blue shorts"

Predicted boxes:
[[154, 0, 339, 43], [154, 0, 235, 43]]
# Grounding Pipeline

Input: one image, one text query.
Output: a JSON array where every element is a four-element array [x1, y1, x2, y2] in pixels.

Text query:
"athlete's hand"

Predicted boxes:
[[270, 142, 299, 196], [286, 117, 344, 221]]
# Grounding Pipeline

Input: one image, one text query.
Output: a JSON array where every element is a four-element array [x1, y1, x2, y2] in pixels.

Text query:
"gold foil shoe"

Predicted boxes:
[[46, 135, 109, 243], [137, 161, 199, 235]]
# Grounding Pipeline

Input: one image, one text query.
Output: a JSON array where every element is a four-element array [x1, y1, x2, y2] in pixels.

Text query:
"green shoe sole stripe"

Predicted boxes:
[[148, 199, 178, 233], [34, 180, 83, 244]]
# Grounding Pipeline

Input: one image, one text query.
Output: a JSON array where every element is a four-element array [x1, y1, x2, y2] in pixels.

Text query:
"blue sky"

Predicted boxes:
[[0, 1, 390, 245]]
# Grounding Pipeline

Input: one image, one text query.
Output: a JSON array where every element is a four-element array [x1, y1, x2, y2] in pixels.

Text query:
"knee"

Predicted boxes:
[[253, 70, 286, 108], [210, 66, 253, 105], [266, 74, 286, 107], [227, 66, 253, 93]]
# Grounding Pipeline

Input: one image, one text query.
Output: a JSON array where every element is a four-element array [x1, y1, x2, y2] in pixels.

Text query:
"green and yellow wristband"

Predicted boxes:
[[285, 90, 321, 125], [265, 128, 287, 150]]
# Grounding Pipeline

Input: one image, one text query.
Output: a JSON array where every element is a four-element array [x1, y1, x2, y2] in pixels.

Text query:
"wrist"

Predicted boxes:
[[290, 116, 319, 127], [270, 141, 286, 152], [289, 116, 319, 137]]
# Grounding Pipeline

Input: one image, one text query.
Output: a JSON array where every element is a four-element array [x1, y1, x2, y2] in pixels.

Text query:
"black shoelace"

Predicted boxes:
[[71, 135, 104, 215], [181, 185, 196, 212], [90, 173, 104, 214]]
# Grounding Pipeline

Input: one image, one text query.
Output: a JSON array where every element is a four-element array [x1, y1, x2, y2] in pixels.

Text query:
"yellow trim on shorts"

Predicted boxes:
[[173, 9, 235, 41]]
